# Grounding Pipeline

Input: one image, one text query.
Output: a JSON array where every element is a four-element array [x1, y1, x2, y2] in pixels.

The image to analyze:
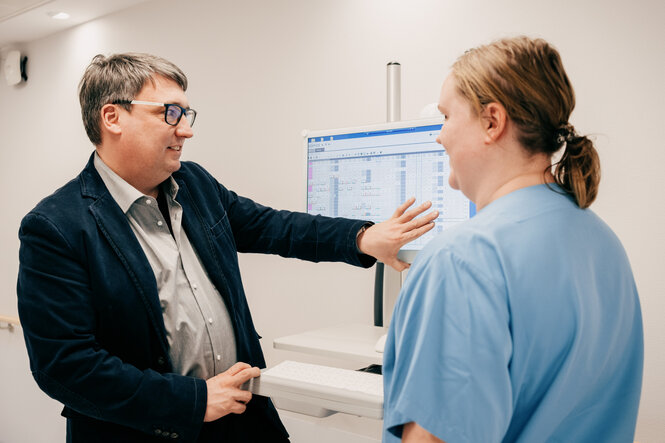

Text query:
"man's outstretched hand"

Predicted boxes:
[[357, 197, 438, 271]]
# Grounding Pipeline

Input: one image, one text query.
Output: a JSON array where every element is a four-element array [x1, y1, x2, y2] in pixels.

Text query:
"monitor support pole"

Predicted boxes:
[[374, 61, 401, 327], [387, 62, 401, 123]]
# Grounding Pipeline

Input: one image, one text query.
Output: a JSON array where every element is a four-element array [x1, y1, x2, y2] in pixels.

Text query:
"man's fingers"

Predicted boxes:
[[229, 388, 253, 414], [422, 209, 439, 223], [391, 197, 416, 218], [231, 366, 261, 386], [226, 362, 252, 376], [230, 401, 248, 415], [386, 258, 410, 272], [234, 389, 253, 404], [398, 210, 438, 235], [398, 201, 433, 222], [406, 221, 436, 240], [409, 209, 438, 227]]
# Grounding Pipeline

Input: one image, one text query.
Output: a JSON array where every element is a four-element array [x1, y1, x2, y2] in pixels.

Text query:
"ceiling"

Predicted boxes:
[[0, 0, 149, 48]]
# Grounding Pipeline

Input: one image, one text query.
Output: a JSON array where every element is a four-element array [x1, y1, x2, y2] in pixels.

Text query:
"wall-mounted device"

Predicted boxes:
[[4, 50, 28, 86]]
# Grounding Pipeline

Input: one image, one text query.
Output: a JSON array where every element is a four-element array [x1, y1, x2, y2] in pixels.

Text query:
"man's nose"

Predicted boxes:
[[176, 119, 194, 138]]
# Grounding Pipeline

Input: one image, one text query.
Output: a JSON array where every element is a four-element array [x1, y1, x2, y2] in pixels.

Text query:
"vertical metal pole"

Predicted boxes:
[[374, 62, 401, 327], [387, 62, 401, 123], [373, 263, 384, 327]]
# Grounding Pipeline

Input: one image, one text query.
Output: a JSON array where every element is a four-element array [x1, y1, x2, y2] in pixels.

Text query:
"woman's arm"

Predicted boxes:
[[402, 422, 445, 443]]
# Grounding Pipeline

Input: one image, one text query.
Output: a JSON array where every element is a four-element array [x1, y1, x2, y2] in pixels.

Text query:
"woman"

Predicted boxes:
[[382, 37, 643, 443]]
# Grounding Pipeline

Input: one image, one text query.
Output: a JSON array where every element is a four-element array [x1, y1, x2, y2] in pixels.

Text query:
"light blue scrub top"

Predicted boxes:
[[383, 184, 643, 443]]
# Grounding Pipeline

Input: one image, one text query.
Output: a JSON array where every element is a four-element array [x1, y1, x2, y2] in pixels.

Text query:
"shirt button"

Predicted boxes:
[[192, 283, 198, 290], [146, 199, 152, 205], [157, 220, 163, 227], [208, 318, 213, 324], [216, 355, 221, 361]]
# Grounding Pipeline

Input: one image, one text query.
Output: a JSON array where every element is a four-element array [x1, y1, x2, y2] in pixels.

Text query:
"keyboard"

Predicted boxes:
[[246, 360, 383, 419]]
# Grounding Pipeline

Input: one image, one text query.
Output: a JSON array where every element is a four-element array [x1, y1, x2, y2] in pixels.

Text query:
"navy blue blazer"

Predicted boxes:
[[17, 154, 375, 442]]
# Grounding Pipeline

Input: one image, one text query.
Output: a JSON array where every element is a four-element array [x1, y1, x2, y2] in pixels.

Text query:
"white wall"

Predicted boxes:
[[1, 0, 663, 441]]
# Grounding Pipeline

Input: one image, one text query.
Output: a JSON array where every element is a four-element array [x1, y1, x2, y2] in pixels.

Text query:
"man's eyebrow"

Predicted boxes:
[[166, 100, 189, 108]]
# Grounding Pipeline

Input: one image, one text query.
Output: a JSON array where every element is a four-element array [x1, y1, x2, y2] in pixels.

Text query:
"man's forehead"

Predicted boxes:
[[137, 75, 188, 105]]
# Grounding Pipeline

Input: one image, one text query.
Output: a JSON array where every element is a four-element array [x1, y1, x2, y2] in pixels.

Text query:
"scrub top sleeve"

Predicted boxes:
[[383, 248, 513, 443]]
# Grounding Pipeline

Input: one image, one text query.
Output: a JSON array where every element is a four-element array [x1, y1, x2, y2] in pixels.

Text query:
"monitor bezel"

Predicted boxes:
[[303, 116, 444, 146]]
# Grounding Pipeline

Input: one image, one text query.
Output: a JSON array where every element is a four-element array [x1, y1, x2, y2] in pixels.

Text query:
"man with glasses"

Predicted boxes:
[[17, 53, 437, 442]]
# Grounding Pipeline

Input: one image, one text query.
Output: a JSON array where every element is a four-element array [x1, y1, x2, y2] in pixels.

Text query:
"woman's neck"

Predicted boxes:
[[475, 165, 554, 211]]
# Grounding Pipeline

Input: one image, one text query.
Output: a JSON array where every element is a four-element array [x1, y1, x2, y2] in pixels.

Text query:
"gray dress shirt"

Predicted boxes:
[[94, 153, 236, 379]]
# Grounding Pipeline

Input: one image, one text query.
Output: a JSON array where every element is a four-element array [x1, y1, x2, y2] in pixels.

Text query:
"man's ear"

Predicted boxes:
[[481, 102, 508, 144], [100, 104, 122, 136]]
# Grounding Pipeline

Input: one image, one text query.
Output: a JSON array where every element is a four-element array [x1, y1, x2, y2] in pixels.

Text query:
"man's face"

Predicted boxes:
[[435, 74, 485, 196], [111, 75, 193, 195]]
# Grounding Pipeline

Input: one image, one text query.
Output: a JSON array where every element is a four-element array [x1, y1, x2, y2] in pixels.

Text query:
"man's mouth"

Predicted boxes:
[[168, 146, 182, 151]]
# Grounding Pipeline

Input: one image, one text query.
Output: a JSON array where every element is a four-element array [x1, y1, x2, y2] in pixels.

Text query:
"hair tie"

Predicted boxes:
[[556, 124, 575, 145]]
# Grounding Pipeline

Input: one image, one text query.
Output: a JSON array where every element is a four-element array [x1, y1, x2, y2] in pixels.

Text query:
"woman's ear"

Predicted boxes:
[[481, 102, 508, 144], [100, 104, 122, 136]]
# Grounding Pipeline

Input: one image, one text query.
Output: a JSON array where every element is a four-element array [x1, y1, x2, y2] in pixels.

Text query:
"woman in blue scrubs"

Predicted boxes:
[[382, 36, 643, 443]]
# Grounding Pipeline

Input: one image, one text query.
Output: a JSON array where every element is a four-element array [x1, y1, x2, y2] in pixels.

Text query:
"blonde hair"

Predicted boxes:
[[452, 36, 600, 208]]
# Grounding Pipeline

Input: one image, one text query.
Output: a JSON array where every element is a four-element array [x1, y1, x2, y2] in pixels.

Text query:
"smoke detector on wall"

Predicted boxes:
[[4, 50, 28, 86]]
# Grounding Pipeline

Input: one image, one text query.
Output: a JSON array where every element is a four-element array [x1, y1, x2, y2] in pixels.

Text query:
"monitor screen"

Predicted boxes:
[[305, 118, 476, 262]]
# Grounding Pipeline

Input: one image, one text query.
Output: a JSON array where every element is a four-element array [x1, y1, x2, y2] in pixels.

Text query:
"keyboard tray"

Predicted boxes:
[[247, 360, 383, 419]]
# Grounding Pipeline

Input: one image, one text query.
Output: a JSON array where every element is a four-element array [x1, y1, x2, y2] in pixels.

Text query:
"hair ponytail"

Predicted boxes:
[[553, 129, 600, 209]]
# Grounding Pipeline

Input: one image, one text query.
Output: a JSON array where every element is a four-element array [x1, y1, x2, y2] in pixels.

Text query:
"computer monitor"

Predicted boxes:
[[305, 117, 476, 263]]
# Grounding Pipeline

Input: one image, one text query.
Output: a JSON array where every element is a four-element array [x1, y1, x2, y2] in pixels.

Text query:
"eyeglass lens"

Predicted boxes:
[[165, 104, 196, 127]]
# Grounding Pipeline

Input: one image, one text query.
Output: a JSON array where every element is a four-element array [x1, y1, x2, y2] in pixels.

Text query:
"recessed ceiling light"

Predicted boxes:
[[47, 11, 70, 20]]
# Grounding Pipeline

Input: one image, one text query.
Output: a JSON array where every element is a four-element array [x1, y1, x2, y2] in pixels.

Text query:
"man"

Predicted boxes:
[[17, 53, 437, 442]]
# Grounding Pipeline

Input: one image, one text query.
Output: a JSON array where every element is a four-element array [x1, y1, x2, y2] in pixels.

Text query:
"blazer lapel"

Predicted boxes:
[[80, 156, 170, 355], [173, 179, 234, 312]]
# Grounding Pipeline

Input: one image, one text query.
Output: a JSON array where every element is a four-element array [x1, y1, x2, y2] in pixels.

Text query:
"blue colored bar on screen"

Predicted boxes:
[[308, 124, 442, 143]]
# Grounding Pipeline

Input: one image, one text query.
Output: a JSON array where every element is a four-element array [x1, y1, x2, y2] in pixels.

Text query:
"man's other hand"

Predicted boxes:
[[203, 362, 260, 422], [357, 197, 438, 271]]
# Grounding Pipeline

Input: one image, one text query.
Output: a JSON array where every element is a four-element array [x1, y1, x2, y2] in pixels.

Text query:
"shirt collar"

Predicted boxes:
[[93, 152, 179, 213], [162, 173, 180, 203]]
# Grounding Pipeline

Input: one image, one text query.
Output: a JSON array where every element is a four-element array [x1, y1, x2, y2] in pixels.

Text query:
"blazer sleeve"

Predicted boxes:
[[17, 212, 207, 442], [188, 163, 375, 268]]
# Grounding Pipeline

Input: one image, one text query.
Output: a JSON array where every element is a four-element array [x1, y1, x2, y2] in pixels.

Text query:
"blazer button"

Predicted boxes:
[[157, 356, 166, 366], [171, 432, 179, 439], [154, 428, 162, 435]]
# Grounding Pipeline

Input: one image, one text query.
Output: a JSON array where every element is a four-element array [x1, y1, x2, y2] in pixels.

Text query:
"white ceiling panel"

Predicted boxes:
[[0, 1, 54, 22], [0, 0, 149, 48]]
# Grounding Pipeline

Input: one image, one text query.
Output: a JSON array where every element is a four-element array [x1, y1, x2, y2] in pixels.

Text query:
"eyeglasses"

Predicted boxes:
[[113, 100, 197, 127]]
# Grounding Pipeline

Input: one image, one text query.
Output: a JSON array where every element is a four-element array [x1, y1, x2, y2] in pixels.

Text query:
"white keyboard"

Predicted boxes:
[[247, 360, 383, 419]]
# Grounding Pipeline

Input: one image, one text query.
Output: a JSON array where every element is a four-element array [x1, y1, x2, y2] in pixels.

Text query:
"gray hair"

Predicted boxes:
[[78, 53, 188, 146]]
